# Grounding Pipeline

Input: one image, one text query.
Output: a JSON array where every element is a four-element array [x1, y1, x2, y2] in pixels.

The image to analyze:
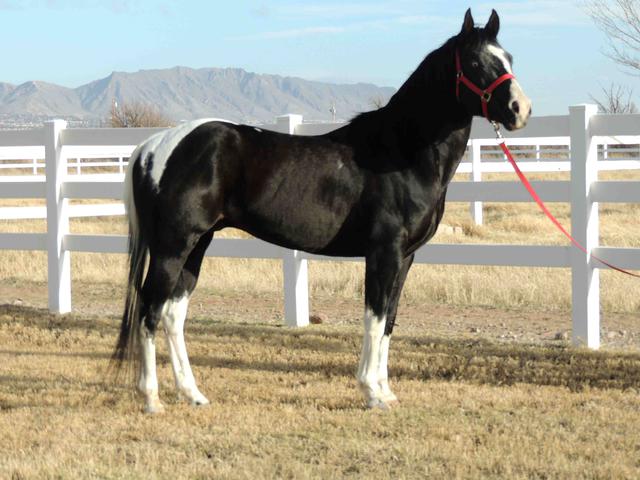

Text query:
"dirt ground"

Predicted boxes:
[[2, 278, 639, 352]]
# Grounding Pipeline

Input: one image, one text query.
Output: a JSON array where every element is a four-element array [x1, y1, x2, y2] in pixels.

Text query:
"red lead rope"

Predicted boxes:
[[496, 131, 640, 278]]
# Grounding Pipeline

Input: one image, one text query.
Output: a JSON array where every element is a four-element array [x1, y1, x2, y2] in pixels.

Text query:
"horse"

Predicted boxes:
[[113, 9, 531, 413]]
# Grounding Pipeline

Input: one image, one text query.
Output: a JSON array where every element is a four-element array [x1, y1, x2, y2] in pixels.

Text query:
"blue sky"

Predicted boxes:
[[0, 0, 637, 115]]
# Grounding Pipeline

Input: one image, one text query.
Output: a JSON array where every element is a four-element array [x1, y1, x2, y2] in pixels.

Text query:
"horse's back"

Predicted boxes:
[[131, 119, 237, 189], [128, 120, 368, 254], [221, 126, 368, 252]]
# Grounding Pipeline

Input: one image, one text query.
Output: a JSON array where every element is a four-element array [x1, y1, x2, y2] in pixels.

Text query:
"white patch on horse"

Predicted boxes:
[[254, 127, 263, 132], [138, 326, 164, 414], [357, 308, 388, 408], [486, 44, 512, 74], [486, 44, 531, 129], [161, 295, 209, 406], [138, 118, 237, 188], [123, 143, 142, 242], [377, 334, 397, 402]]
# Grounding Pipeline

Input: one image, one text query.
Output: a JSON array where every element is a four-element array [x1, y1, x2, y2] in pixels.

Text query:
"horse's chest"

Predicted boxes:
[[401, 140, 466, 251], [404, 191, 446, 253]]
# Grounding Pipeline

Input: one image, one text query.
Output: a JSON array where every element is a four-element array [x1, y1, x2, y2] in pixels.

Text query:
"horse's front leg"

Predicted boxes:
[[357, 246, 407, 410], [378, 254, 414, 404]]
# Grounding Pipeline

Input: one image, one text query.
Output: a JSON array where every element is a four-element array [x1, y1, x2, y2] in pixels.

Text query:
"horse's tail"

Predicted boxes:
[[112, 147, 147, 375]]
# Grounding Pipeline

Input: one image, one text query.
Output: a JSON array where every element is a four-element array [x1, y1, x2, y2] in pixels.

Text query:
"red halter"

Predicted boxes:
[[455, 49, 515, 120]]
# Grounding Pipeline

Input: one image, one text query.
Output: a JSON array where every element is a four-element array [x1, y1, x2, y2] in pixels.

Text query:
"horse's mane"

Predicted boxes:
[[348, 35, 459, 127], [332, 34, 468, 162]]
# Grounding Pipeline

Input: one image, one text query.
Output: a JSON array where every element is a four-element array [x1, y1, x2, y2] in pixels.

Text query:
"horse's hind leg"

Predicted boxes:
[[138, 253, 188, 414], [138, 319, 162, 413], [161, 230, 214, 406]]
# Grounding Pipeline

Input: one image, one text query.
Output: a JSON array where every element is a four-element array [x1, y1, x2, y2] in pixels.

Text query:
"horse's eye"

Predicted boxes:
[[471, 61, 479, 68]]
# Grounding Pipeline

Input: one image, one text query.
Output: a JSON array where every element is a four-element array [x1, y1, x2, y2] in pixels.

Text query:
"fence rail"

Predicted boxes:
[[1, 107, 639, 348], [3, 144, 638, 177], [2, 116, 638, 228]]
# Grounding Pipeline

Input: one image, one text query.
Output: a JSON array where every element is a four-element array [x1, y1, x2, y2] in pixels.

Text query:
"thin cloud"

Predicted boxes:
[[233, 26, 346, 41], [476, 1, 591, 27], [231, 11, 453, 42], [232, 1, 588, 43], [0, 0, 30, 8], [273, 2, 405, 20], [251, 4, 271, 19], [0, 0, 175, 14]]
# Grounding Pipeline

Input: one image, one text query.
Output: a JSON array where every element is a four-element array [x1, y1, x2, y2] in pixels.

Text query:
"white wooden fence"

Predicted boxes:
[[3, 114, 638, 227], [1, 106, 639, 349]]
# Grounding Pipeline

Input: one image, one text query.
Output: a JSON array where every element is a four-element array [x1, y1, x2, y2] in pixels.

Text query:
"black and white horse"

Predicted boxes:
[[113, 9, 531, 413]]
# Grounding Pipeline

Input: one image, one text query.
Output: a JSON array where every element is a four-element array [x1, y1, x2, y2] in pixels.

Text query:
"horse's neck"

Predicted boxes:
[[327, 38, 472, 179], [369, 43, 472, 178], [386, 40, 471, 146]]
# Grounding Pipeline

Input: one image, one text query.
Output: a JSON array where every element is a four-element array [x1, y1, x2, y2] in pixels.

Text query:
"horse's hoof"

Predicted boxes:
[[379, 387, 398, 400], [382, 397, 399, 407], [191, 396, 210, 407], [144, 402, 166, 414], [183, 389, 210, 407], [366, 398, 393, 411]]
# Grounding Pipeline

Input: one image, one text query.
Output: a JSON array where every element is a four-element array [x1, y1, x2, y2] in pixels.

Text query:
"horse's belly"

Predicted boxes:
[[229, 159, 364, 252], [238, 200, 353, 253]]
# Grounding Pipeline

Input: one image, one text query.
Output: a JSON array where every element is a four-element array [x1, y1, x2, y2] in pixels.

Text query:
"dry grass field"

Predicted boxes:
[[1, 167, 639, 478], [1, 304, 640, 479]]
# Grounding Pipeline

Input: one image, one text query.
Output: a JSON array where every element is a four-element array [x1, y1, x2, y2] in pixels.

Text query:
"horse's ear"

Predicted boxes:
[[485, 9, 500, 38], [460, 8, 474, 35]]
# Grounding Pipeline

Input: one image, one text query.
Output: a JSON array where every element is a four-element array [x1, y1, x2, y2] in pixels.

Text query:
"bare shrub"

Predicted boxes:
[[585, 0, 640, 74], [369, 96, 387, 109], [590, 83, 638, 113], [109, 101, 173, 128]]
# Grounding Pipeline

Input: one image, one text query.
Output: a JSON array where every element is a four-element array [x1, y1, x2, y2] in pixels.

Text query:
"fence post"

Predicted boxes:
[[45, 119, 71, 313], [276, 114, 303, 135], [569, 104, 599, 348], [283, 250, 309, 327], [469, 140, 483, 225]]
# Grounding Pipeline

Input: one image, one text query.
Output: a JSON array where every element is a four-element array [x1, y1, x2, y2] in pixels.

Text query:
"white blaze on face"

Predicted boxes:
[[486, 44, 531, 129], [487, 44, 513, 74]]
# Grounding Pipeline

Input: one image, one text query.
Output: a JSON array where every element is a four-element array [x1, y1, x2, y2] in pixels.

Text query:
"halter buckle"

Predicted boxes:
[[482, 91, 492, 102]]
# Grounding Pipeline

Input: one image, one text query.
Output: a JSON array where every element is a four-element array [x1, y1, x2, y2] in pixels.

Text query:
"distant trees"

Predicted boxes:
[[585, 0, 639, 113], [109, 100, 173, 128], [589, 83, 637, 114], [585, 0, 640, 74]]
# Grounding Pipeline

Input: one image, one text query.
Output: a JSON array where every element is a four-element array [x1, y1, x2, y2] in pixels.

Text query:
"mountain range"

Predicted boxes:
[[0, 67, 396, 126]]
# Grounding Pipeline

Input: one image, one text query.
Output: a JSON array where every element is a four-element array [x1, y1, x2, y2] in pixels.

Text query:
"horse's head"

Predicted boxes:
[[455, 9, 531, 130]]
